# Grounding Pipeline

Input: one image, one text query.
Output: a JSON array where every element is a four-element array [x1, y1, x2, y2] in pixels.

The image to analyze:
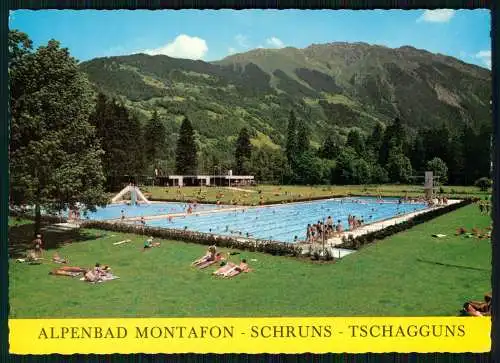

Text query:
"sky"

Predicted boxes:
[[9, 9, 491, 68]]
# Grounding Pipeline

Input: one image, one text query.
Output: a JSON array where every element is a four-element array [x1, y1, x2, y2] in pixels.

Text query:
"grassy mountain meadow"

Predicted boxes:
[[79, 42, 491, 170]]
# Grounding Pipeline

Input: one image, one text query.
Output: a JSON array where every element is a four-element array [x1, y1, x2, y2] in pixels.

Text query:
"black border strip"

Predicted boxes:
[[2, 0, 496, 362]]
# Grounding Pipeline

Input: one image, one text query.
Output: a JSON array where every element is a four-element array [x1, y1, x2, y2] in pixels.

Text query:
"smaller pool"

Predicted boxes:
[[77, 202, 221, 221]]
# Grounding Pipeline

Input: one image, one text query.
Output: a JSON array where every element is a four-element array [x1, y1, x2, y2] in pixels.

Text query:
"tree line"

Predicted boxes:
[[281, 110, 491, 186]]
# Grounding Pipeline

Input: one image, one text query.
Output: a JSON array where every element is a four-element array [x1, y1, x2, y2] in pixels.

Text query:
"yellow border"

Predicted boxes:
[[9, 317, 490, 354]]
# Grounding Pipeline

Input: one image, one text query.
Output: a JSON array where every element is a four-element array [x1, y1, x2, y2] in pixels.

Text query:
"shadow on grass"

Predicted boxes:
[[8, 222, 101, 258]]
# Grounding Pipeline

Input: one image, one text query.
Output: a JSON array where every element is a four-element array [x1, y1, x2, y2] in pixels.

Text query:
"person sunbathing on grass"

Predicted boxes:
[[84, 269, 100, 283], [143, 237, 161, 251], [221, 259, 251, 278], [212, 261, 236, 276], [192, 245, 217, 266], [52, 252, 68, 264], [462, 293, 492, 316], [49, 265, 87, 277], [25, 250, 39, 262], [49, 269, 82, 277], [463, 302, 490, 317], [58, 266, 87, 273]]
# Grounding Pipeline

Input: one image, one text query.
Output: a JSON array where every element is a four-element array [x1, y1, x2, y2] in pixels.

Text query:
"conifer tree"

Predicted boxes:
[[175, 116, 197, 175], [235, 127, 252, 174], [144, 109, 167, 168], [285, 110, 298, 162]]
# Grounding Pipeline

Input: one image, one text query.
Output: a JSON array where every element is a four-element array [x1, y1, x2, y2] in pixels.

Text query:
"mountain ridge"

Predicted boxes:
[[79, 42, 491, 156]]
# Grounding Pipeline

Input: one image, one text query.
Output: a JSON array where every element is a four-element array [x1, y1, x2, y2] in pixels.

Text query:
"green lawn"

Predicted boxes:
[[9, 204, 491, 318], [8, 217, 33, 227], [143, 184, 489, 205]]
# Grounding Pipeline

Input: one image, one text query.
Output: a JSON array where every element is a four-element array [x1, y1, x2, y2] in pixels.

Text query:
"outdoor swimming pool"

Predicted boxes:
[[79, 202, 221, 221], [145, 197, 428, 243]]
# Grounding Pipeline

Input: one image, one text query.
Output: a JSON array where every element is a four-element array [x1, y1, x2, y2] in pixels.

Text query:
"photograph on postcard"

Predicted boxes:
[[7, 8, 492, 353]]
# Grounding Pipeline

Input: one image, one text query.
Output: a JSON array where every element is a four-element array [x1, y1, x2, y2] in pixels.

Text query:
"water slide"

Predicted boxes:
[[134, 187, 151, 204], [111, 185, 151, 204]]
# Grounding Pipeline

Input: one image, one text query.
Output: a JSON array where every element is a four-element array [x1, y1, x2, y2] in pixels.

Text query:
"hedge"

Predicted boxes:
[[80, 220, 303, 258], [337, 199, 474, 250]]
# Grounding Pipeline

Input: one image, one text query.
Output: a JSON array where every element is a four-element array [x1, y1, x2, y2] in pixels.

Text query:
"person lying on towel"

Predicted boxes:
[[49, 266, 87, 277], [222, 259, 251, 278], [52, 252, 68, 264], [213, 261, 236, 276], [192, 245, 217, 266], [196, 252, 224, 269], [463, 293, 491, 316], [49, 269, 82, 277], [59, 266, 87, 273], [93, 263, 112, 276], [84, 264, 109, 282], [84, 269, 100, 282]]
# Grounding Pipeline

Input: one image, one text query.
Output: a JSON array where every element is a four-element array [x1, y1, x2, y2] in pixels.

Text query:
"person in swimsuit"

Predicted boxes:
[[336, 221, 344, 235], [223, 259, 250, 277], [306, 224, 312, 242], [192, 245, 217, 266], [32, 234, 43, 259], [326, 216, 334, 233], [143, 237, 160, 251]]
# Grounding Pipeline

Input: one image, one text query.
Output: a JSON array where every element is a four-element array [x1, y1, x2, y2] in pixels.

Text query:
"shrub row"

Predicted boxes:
[[337, 199, 473, 250], [80, 220, 303, 257]]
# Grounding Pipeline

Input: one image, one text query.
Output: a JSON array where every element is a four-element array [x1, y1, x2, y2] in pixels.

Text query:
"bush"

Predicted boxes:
[[324, 248, 334, 261], [475, 177, 493, 191], [80, 220, 303, 258]]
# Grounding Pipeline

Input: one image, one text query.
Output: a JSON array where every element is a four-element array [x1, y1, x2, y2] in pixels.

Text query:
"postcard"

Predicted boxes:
[[7, 7, 493, 355]]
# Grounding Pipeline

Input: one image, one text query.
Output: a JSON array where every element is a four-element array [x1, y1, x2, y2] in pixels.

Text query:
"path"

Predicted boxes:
[[225, 187, 258, 193]]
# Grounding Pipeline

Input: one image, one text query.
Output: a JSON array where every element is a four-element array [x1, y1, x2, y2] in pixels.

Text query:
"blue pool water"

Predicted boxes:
[[79, 202, 220, 221], [145, 197, 428, 243]]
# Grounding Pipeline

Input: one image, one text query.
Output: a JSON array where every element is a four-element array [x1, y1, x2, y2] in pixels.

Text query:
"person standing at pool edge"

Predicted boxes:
[[326, 216, 333, 233]]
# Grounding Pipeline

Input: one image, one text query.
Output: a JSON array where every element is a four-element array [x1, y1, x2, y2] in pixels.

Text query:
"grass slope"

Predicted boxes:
[[9, 204, 490, 318], [144, 184, 488, 205]]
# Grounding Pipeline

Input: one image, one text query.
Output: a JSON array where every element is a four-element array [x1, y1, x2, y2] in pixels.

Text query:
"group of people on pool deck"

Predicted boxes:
[[426, 196, 449, 207], [192, 245, 251, 278], [305, 215, 365, 242]]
